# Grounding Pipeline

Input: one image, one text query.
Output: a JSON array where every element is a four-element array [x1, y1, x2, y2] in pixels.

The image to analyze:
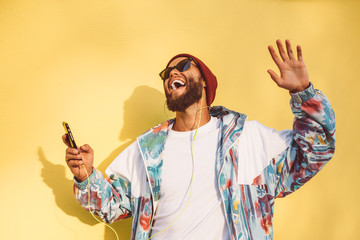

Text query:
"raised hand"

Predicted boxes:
[[267, 39, 310, 93], [63, 134, 94, 182]]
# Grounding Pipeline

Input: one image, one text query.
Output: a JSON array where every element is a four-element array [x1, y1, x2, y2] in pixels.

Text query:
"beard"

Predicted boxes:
[[166, 76, 203, 112]]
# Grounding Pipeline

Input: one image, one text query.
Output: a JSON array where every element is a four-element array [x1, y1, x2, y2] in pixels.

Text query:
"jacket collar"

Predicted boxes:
[[209, 106, 247, 175]]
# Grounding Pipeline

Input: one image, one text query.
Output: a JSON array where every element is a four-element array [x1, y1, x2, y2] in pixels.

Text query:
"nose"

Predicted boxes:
[[169, 68, 181, 79]]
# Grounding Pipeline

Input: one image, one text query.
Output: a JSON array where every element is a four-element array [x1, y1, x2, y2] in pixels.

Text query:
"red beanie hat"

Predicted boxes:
[[166, 54, 217, 106]]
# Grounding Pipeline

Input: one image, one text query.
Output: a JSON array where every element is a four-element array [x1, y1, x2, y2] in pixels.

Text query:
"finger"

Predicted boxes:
[[66, 152, 82, 161], [297, 45, 303, 61], [285, 39, 295, 60], [65, 148, 81, 161], [66, 147, 79, 155], [65, 153, 81, 159], [62, 134, 71, 148], [276, 39, 289, 61], [267, 69, 282, 86], [67, 159, 84, 167], [268, 45, 283, 68], [80, 144, 92, 153]]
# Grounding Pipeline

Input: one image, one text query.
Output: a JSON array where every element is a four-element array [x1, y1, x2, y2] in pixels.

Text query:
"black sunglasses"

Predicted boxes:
[[159, 58, 196, 81]]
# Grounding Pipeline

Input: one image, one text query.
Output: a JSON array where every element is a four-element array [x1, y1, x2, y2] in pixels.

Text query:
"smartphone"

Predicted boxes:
[[62, 122, 78, 149]]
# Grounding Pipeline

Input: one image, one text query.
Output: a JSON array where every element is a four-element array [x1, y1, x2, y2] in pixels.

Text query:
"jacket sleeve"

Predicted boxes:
[[272, 83, 336, 198], [73, 141, 144, 223], [73, 168, 132, 223]]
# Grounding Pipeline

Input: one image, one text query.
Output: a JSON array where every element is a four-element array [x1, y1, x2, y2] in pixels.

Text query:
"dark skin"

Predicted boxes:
[[163, 56, 210, 132], [63, 39, 310, 182], [63, 135, 93, 182], [267, 39, 310, 92]]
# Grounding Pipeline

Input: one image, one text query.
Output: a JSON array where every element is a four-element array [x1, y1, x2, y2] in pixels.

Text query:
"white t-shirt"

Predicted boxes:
[[150, 116, 230, 240]]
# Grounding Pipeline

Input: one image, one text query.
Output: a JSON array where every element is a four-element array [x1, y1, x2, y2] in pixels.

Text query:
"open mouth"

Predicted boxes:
[[170, 79, 186, 91]]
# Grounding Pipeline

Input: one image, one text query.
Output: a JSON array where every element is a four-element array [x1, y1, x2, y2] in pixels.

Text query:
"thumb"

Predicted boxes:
[[62, 134, 71, 148], [80, 144, 92, 152], [267, 69, 282, 86]]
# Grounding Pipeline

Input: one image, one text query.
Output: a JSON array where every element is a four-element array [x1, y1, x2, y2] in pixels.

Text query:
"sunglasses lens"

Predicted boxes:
[[177, 59, 191, 72], [159, 69, 167, 80], [159, 58, 193, 80]]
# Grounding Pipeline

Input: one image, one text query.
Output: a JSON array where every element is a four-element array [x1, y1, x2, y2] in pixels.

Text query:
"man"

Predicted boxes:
[[63, 39, 335, 239]]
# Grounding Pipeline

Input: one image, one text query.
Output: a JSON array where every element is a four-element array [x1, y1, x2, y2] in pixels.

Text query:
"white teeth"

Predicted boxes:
[[171, 80, 185, 90]]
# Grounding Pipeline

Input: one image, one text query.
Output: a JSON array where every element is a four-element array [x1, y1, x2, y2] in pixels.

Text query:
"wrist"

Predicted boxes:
[[290, 82, 315, 103], [74, 167, 94, 186], [289, 82, 310, 93], [75, 175, 88, 183]]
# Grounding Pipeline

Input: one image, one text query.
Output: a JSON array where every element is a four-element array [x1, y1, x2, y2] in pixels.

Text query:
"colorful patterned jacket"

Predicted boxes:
[[74, 84, 335, 239]]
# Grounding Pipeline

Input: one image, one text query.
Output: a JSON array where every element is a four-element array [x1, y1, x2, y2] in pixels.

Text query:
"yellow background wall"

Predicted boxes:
[[0, 0, 358, 239]]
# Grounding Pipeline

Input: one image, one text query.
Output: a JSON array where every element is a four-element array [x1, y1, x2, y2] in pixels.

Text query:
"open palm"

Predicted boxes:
[[267, 39, 310, 93]]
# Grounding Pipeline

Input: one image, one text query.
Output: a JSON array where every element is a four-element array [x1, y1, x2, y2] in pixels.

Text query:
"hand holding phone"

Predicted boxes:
[[62, 122, 94, 182]]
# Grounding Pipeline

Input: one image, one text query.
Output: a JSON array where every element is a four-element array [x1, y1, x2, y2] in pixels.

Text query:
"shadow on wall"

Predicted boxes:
[[97, 85, 173, 173], [38, 147, 98, 226], [39, 85, 173, 240]]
